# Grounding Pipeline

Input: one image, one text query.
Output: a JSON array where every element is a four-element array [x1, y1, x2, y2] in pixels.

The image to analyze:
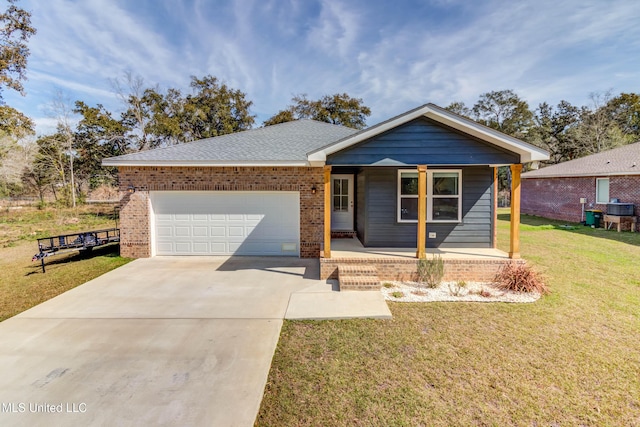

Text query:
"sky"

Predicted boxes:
[[4, 0, 640, 135]]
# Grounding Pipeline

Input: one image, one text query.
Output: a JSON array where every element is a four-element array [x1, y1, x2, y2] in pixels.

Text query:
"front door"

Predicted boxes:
[[331, 174, 354, 231]]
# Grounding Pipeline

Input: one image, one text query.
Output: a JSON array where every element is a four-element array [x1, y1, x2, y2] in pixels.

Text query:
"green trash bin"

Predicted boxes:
[[585, 210, 602, 227]]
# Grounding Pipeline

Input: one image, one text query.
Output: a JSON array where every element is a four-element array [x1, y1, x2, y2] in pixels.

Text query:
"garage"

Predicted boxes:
[[150, 191, 300, 256]]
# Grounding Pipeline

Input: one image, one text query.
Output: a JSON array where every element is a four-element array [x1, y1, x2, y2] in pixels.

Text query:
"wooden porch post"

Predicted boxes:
[[493, 167, 498, 249], [417, 165, 427, 259], [323, 165, 332, 258], [509, 164, 522, 259]]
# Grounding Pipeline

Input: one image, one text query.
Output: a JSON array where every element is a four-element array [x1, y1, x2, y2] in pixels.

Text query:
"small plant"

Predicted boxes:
[[411, 289, 427, 296], [382, 282, 396, 288], [416, 255, 444, 289], [494, 263, 549, 294], [448, 280, 467, 296], [391, 291, 405, 298], [479, 287, 492, 298], [468, 286, 492, 297]]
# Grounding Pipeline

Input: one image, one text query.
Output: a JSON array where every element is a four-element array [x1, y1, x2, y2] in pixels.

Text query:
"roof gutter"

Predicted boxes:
[[522, 171, 640, 179], [101, 159, 314, 167]]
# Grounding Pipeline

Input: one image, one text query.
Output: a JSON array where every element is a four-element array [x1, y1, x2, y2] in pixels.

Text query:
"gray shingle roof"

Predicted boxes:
[[522, 141, 640, 178], [103, 104, 550, 167], [102, 120, 359, 166]]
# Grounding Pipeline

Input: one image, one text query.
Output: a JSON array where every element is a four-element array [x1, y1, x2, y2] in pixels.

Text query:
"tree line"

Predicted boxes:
[[5, 83, 640, 206], [446, 89, 640, 165], [445, 89, 640, 192]]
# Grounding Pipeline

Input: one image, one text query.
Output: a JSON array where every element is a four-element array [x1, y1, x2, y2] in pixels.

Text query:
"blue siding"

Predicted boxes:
[[360, 167, 494, 248], [356, 172, 366, 239], [327, 117, 519, 166]]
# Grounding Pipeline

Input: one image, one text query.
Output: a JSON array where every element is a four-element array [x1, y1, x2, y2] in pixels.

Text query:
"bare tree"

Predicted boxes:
[[0, 133, 35, 191], [573, 90, 628, 156], [47, 90, 78, 207], [110, 70, 155, 151]]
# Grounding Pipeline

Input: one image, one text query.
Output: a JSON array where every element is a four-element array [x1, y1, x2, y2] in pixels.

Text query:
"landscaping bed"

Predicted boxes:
[[381, 280, 540, 303]]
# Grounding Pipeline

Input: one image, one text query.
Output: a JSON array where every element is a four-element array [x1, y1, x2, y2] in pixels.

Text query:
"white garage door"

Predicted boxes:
[[151, 191, 300, 256]]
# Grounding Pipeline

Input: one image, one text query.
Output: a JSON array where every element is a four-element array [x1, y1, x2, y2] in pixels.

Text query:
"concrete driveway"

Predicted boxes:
[[0, 257, 341, 426]]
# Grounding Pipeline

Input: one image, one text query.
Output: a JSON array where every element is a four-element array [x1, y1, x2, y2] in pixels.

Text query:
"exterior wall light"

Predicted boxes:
[[311, 185, 317, 194], [127, 184, 136, 193]]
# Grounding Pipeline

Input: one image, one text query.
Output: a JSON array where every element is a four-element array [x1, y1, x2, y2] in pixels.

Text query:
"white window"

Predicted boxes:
[[398, 169, 462, 223], [596, 178, 609, 204]]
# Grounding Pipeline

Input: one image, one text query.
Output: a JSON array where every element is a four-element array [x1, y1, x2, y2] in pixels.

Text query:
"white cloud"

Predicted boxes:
[[28, 0, 180, 83], [30, 117, 60, 136], [308, 0, 361, 58], [350, 0, 640, 121], [28, 71, 116, 101], [10, 0, 640, 132]]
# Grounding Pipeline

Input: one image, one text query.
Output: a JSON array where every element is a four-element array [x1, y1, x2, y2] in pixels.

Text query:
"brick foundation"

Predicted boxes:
[[117, 166, 324, 258], [321, 257, 526, 282]]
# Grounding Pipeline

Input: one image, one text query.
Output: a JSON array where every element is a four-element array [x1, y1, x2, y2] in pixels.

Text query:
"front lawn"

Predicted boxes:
[[257, 210, 640, 426], [0, 204, 131, 321]]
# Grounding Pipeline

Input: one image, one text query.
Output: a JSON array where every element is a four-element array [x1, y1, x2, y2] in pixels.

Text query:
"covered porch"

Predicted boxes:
[[320, 163, 525, 287], [320, 235, 524, 287], [322, 163, 524, 260]]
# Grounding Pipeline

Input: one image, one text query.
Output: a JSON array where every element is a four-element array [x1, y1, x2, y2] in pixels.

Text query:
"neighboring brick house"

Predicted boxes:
[[103, 103, 548, 265], [522, 142, 640, 225]]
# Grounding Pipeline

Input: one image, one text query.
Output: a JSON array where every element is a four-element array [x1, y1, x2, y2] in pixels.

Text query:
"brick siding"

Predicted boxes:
[[321, 257, 525, 282], [522, 175, 640, 228], [117, 166, 324, 258]]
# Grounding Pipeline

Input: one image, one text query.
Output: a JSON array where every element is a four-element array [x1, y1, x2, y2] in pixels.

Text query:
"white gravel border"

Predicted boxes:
[[381, 281, 540, 303]]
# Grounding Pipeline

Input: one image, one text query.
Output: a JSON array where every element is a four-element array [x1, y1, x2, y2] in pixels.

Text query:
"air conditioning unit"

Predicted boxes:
[[606, 203, 635, 216]]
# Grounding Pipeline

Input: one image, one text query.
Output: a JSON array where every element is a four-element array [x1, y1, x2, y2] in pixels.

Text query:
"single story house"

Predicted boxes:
[[103, 104, 549, 286], [522, 141, 640, 227]]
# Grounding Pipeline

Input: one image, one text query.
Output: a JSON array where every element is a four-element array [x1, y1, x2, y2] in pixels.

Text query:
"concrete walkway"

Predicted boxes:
[[286, 279, 392, 320], [0, 257, 389, 427]]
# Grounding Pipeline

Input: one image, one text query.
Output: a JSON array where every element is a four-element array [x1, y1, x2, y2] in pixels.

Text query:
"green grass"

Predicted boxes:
[[257, 209, 640, 426], [0, 204, 131, 322]]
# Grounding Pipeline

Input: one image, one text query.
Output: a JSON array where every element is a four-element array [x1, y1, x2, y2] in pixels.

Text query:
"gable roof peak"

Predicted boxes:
[[307, 103, 549, 164]]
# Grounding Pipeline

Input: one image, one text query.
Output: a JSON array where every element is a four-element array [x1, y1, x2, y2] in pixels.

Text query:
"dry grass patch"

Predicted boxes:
[[257, 209, 640, 426], [0, 203, 119, 247], [0, 204, 130, 321]]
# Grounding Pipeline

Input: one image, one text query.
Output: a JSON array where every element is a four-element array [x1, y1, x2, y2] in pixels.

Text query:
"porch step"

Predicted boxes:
[[338, 265, 381, 291], [338, 264, 378, 277], [339, 276, 381, 291]]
